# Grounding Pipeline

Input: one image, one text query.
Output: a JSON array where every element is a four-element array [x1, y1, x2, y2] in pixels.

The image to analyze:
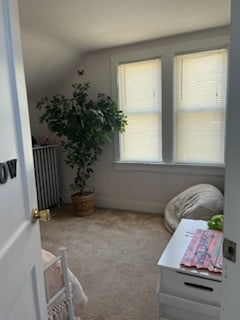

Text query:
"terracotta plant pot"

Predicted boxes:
[[71, 192, 94, 216]]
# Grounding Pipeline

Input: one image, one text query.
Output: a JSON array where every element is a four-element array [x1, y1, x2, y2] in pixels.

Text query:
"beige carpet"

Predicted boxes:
[[40, 204, 171, 320]]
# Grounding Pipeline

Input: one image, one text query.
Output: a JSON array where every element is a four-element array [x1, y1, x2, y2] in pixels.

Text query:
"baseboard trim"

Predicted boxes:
[[94, 196, 165, 215]]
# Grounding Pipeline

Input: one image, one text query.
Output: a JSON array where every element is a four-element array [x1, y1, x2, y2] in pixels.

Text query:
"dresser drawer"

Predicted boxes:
[[160, 268, 222, 306], [158, 293, 220, 320]]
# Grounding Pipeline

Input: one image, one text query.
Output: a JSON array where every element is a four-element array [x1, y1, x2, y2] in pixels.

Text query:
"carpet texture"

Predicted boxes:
[[40, 204, 171, 320]]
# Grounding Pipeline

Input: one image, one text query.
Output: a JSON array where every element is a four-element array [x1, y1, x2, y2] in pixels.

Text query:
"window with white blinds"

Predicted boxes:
[[118, 59, 162, 162], [174, 49, 228, 164]]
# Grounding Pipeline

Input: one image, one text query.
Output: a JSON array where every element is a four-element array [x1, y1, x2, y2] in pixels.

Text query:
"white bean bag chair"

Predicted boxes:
[[164, 184, 224, 234]]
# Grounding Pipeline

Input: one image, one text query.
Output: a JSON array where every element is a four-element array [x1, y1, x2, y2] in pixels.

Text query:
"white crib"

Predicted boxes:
[[42, 247, 87, 320]]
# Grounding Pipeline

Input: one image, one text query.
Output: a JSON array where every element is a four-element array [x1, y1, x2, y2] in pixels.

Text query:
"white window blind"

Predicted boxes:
[[174, 49, 228, 164], [118, 59, 162, 161]]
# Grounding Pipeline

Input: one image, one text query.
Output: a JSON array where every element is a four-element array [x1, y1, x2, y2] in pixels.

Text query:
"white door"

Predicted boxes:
[[0, 1, 47, 319], [221, 0, 240, 319]]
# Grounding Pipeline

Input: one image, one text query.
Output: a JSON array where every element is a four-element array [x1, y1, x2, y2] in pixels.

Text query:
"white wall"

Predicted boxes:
[[30, 27, 229, 214]]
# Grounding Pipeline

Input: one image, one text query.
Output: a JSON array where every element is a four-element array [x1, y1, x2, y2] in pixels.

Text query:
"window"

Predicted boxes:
[[174, 49, 228, 164], [118, 59, 162, 162], [116, 47, 228, 167]]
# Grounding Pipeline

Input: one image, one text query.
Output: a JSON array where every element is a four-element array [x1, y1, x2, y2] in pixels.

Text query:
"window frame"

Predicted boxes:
[[118, 58, 163, 162], [111, 37, 228, 176], [173, 48, 228, 164]]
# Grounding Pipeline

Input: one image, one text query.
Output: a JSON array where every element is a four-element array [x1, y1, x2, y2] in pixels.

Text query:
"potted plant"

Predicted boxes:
[[36, 72, 127, 216]]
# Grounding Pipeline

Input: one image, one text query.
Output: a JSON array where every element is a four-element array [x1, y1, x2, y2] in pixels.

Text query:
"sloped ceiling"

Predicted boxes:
[[18, 0, 230, 101]]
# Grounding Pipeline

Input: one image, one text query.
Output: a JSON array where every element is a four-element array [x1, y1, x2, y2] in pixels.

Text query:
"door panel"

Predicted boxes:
[[0, 222, 43, 319], [8, 273, 39, 320], [0, 0, 47, 319], [221, 1, 240, 319]]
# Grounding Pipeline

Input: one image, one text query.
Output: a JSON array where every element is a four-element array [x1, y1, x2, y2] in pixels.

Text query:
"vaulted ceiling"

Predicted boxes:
[[18, 0, 231, 100]]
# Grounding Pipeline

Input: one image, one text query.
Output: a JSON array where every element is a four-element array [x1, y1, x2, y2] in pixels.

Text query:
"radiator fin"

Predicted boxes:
[[33, 145, 60, 210]]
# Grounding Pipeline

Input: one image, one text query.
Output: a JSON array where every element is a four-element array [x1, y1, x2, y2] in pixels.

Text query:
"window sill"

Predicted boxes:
[[112, 161, 225, 176]]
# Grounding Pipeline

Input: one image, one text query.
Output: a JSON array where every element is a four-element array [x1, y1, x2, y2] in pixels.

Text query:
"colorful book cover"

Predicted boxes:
[[180, 229, 223, 273]]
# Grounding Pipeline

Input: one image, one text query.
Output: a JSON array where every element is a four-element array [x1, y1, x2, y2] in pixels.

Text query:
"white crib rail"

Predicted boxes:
[[43, 247, 75, 320]]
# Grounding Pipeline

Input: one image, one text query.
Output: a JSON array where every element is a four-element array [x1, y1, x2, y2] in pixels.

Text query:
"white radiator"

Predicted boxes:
[[33, 145, 60, 210]]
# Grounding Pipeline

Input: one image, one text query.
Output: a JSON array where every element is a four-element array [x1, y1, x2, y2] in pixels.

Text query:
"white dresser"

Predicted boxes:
[[156, 219, 222, 320]]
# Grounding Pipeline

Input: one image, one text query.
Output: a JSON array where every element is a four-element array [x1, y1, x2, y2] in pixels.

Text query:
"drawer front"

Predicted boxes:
[[160, 268, 222, 306], [159, 300, 220, 320]]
